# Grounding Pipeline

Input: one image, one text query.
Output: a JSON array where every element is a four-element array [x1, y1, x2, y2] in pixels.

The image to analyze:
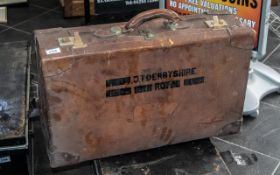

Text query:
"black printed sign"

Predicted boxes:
[[106, 87, 132, 97], [95, 0, 160, 14], [106, 67, 205, 98]]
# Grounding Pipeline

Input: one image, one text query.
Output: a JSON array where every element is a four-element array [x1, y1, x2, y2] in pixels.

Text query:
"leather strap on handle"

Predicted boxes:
[[124, 9, 182, 31]]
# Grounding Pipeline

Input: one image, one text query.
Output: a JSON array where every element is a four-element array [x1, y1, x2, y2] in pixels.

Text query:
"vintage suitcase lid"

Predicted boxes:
[[0, 41, 29, 142], [35, 9, 255, 62]]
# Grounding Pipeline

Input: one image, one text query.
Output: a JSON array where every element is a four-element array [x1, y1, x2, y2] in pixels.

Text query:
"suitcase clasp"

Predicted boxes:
[[72, 32, 87, 49], [205, 16, 228, 29]]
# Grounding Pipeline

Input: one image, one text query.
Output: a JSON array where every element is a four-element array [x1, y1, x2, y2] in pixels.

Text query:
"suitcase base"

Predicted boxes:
[[97, 139, 231, 175]]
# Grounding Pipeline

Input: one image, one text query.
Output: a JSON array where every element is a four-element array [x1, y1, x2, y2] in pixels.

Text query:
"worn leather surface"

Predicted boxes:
[[35, 13, 254, 167]]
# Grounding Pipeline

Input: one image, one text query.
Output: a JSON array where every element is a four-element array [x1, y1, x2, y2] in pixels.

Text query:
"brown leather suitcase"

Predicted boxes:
[[35, 9, 255, 168]]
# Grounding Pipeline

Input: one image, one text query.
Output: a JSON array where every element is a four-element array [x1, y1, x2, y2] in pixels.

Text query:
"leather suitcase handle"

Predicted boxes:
[[124, 9, 182, 31]]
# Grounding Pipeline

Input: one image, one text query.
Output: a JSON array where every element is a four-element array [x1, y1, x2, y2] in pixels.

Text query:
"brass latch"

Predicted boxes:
[[205, 16, 227, 29], [58, 32, 87, 49], [72, 32, 87, 49], [58, 37, 74, 46]]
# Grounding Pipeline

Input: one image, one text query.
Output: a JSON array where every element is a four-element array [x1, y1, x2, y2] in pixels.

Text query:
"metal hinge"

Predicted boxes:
[[139, 29, 155, 40]]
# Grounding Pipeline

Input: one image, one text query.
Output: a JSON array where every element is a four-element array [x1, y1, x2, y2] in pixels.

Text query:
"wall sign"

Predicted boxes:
[[95, 0, 160, 14], [166, 0, 263, 49], [0, 156, 11, 164]]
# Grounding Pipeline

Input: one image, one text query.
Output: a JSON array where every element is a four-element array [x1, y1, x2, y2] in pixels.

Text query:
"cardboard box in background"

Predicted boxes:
[[60, 0, 94, 17], [271, 0, 278, 6]]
